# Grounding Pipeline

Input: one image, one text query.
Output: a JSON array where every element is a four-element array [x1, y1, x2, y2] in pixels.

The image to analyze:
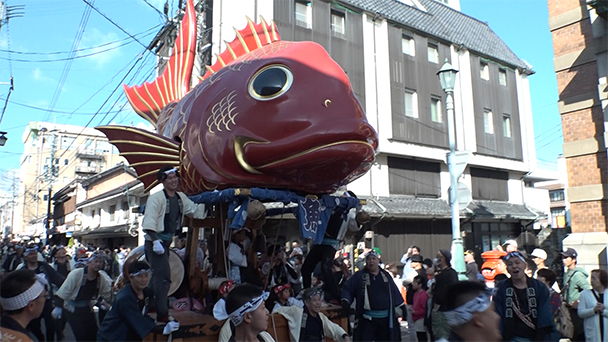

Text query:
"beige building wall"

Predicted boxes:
[[15, 122, 125, 235]]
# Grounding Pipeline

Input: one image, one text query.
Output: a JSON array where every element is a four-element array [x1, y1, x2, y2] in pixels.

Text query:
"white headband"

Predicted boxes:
[[129, 269, 152, 277], [228, 292, 269, 326], [444, 292, 492, 327], [164, 168, 178, 175], [0, 280, 45, 310]]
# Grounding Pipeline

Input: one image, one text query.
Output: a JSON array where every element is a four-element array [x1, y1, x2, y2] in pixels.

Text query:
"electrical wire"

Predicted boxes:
[[82, 0, 150, 50], [142, 0, 167, 20], [0, 0, 15, 127], [0, 34, 154, 63], [53, 48, 155, 177], [42, 1, 94, 123], [536, 134, 563, 151], [0, 26, 161, 56], [0, 97, 122, 116]]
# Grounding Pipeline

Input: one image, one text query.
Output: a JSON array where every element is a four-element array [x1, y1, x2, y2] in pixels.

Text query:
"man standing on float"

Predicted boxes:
[[142, 166, 207, 322]]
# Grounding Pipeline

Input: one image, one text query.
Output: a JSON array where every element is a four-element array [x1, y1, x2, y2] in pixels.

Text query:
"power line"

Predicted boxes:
[[534, 122, 562, 140], [54, 48, 154, 176], [82, 0, 151, 50], [536, 134, 563, 151], [0, 36, 146, 63], [42, 1, 94, 123], [0, 26, 161, 56], [0, 97, 123, 115], [142, 0, 167, 20]]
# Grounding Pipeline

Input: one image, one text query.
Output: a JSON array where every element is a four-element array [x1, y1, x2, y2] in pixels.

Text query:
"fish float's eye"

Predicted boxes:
[[248, 64, 293, 101]]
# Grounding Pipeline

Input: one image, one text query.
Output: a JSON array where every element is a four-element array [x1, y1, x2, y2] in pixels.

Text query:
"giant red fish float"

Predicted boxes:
[[97, 0, 378, 195]]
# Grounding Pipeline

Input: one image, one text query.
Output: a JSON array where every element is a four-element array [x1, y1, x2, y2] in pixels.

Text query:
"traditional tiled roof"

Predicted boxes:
[[361, 196, 542, 220], [341, 0, 532, 70]]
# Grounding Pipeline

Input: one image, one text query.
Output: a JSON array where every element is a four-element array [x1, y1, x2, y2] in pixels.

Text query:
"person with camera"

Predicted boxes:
[[578, 269, 608, 341]]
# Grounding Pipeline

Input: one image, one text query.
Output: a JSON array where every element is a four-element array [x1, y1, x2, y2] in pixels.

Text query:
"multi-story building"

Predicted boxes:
[[16, 122, 124, 236], [197, 0, 547, 262], [547, 0, 607, 270], [52, 163, 145, 249]]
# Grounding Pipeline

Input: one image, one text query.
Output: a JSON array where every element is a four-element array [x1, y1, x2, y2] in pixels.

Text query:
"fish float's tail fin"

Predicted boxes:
[[123, 0, 197, 128], [200, 16, 281, 81], [96, 125, 180, 193]]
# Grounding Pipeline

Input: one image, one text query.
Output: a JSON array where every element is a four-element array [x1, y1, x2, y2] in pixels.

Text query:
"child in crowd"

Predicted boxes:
[[411, 275, 429, 342], [268, 283, 303, 312]]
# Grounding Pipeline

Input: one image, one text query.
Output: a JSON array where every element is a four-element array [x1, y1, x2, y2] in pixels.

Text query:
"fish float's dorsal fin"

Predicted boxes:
[[200, 16, 281, 81], [96, 125, 180, 193], [123, 0, 197, 128]]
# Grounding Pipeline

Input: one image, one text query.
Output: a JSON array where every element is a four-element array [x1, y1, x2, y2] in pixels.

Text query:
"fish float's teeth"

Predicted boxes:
[[246, 16, 263, 49], [205, 65, 215, 76], [260, 16, 272, 45], [234, 27, 250, 54]]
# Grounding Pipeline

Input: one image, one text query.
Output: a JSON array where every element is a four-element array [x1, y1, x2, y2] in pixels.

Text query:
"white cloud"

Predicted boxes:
[[31, 68, 55, 84], [79, 28, 122, 68]]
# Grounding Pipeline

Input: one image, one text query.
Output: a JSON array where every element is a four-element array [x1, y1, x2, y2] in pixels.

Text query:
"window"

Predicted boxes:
[[388, 157, 441, 197], [85, 139, 93, 149], [64, 159, 68, 165], [502, 114, 512, 138], [330, 10, 345, 35], [43, 194, 48, 201], [404, 90, 418, 118], [498, 69, 507, 86], [431, 97, 442, 123], [480, 62, 489, 80], [402, 35, 415, 56], [295, 1, 312, 29], [427, 44, 438, 63], [483, 109, 494, 134], [60, 136, 75, 150], [551, 207, 567, 228], [122, 201, 129, 219], [95, 140, 110, 153], [549, 190, 565, 202], [109, 205, 116, 221], [471, 167, 508, 201]]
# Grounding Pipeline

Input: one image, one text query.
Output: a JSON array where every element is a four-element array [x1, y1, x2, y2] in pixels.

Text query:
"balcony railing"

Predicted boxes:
[[76, 148, 105, 160], [75, 166, 99, 174]]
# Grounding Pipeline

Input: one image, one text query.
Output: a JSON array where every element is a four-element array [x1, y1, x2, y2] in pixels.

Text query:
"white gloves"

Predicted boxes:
[[163, 321, 180, 335], [153, 240, 165, 254], [51, 307, 62, 320]]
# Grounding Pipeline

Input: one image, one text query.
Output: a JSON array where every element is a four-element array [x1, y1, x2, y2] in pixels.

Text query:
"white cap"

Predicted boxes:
[[530, 248, 547, 260], [503, 239, 518, 248]]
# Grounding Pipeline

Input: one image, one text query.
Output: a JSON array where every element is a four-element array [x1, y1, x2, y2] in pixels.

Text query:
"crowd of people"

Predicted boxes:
[[1, 166, 606, 342]]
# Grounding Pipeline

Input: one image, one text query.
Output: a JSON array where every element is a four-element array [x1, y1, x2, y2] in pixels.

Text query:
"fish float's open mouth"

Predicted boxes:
[[234, 136, 376, 187]]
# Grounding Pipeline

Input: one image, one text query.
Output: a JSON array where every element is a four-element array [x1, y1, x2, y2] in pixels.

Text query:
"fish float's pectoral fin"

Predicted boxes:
[[96, 125, 180, 193], [200, 17, 281, 81], [123, 0, 197, 127]]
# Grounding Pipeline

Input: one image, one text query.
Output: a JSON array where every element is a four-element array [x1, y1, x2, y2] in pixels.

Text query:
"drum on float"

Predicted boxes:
[[113, 245, 185, 295]]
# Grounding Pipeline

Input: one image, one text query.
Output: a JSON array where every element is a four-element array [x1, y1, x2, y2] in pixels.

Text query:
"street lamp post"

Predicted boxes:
[[437, 59, 467, 280]]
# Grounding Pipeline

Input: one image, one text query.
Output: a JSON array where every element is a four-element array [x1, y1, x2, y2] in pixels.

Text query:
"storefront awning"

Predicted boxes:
[[73, 224, 130, 239]]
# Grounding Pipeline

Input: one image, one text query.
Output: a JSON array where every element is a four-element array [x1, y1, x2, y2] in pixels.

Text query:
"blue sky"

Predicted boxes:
[[0, 0, 563, 191]]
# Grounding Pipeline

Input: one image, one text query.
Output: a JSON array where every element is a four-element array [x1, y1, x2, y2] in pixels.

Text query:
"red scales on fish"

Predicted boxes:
[[97, 0, 378, 195]]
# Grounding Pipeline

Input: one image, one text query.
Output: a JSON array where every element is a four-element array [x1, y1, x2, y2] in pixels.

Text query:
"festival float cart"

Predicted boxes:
[[99, 0, 378, 339]]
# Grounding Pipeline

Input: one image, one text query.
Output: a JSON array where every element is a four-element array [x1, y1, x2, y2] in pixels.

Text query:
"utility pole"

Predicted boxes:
[[10, 171, 17, 238], [44, 131, 57, 244]]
